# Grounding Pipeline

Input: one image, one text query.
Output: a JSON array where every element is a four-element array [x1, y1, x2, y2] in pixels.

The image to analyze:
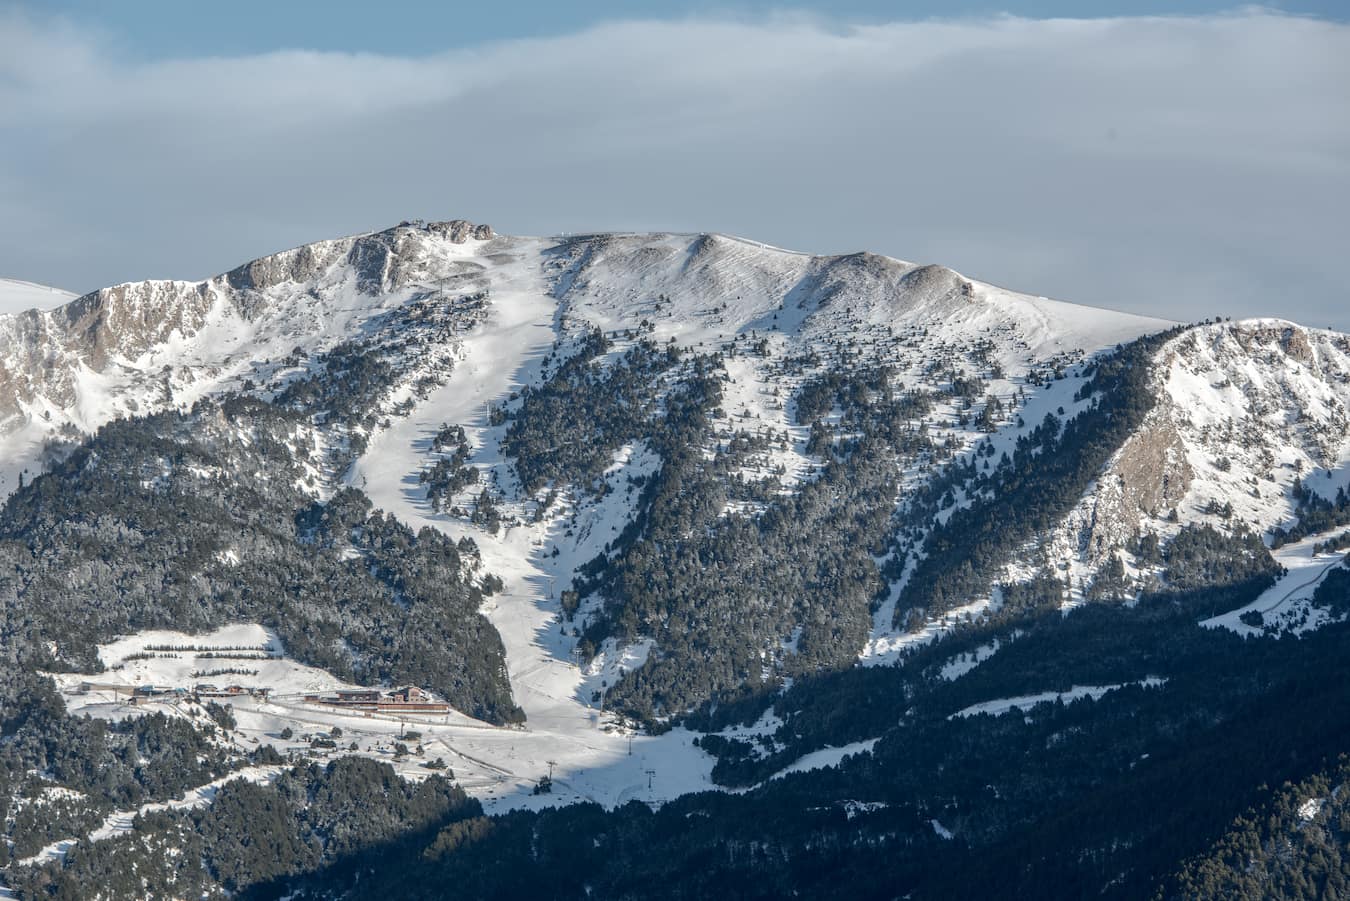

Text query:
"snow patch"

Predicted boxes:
[[772, 738, 879, 779], [950, 677, 1166, 719]]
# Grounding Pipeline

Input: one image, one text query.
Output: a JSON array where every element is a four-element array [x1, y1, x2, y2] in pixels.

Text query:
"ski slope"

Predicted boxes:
[[55, 622, 719, 815], [344, 237, 720, 810]]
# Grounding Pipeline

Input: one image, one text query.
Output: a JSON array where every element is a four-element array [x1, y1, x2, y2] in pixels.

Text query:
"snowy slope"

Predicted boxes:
[[0, 278, 76, 315], [549, 232, 1167, 379], [1202, 535, 1348, 636], [55, 622, 718, 815], [0, 226, 1171, 498], [16, 219, 1350, 894], [0, 221, 1178, 670], [334, 230, 1178, 798]]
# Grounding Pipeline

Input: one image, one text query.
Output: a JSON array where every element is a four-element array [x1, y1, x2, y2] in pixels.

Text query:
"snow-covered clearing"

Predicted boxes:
[[1203, 535, 1349, 636], [862, 596, 997, 667], [56, 622, 716, 816], [1298, 797, 1326, 822], [949, 677, 1166, 719], [771, 739, 880, 780], [938, 635, 1016, 681]]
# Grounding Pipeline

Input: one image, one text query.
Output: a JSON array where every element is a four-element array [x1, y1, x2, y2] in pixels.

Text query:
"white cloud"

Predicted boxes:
[[0, 10, 1346, 326]]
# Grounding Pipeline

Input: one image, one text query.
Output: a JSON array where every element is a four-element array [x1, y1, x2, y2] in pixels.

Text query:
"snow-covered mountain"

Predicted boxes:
[[5, 221, 1349, 639], [0, 220, 494, 494], [4, 220, 1350, 899], [0, 222, 1162, 492]]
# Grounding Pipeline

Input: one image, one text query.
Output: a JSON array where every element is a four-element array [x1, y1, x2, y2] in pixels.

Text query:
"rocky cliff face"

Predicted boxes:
[[1054, 407, 1195, 573]]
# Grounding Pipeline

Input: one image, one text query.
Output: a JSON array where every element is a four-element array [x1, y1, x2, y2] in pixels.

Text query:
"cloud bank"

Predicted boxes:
[[1, 10, 1346, 326]]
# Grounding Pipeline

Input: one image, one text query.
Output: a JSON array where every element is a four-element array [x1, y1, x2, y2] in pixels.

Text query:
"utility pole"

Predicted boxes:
[[628, 733, 634, 756]]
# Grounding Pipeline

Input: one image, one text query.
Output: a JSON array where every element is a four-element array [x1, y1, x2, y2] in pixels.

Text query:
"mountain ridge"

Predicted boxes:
[[0, 220, 1171, 499], [3, 218, 1349, 899]]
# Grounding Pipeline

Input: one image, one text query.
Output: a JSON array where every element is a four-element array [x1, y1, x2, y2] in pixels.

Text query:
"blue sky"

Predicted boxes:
[[2, 4, 1347, 327]]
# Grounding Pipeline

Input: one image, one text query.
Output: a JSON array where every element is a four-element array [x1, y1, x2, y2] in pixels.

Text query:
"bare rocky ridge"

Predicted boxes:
[[1061, 408, 1195, 570]]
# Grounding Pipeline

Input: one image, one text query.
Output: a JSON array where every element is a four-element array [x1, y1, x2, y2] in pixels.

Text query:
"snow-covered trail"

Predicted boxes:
[[346, 238, 717, 810], [347, 237, 577, 726], [1260, 559, 1344, 615], [1204, 533, 1350, 635]]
